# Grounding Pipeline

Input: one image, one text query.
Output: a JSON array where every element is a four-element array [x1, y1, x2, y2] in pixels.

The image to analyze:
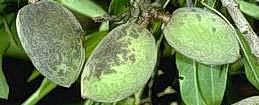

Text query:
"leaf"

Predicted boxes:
[[58, 0, 109, 31], [84, 100, 94, 105], [99, 21, 109, 32], [205, 0, 218, 8], [237, 30, 259, 90], [238, 0, 259, 20], [176, 53, 228, 105], [3, 13, 27, 59], [108, 0, 128, 15], [84, 31, 107, 59], [0, 43, 9, 99], [0, 18, 10, 53], [59, 0, 107, 18], [0, 17, 10, 99], [0, 55, 9, 99], [116, 97, 135, 105]]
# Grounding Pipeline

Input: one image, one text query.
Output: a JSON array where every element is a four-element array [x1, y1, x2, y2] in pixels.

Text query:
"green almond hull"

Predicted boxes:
[[164, 7, 240, 65], [16, 0, 85, 87], [81, 23, 157, 102]]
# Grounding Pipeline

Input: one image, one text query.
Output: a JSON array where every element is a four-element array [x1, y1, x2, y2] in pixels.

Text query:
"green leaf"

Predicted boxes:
[[205, 0, 218, 8], [0, 18, 10, 100], [0, 55, 9, 99], [237, 30, 259, 90], [176, 53, 228, 105], [99, 21, 109, 32], [84, 31, 107, 59], [3, 13, 27, 59], [108, 0, 128, 15], [84, 100, 94, 105], [0, 19, 10, 53], [238, 0, 259, 20], [150, 20, 162, 39], [116, 97, 134, 105], [59, 0, 107, 17], [0, 13, 28, 59], [58, 0, 109, 31]]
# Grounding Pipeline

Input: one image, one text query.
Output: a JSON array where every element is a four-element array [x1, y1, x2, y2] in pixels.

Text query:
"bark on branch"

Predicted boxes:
[[28, 0, 38, 4], [220, 0, 259, 57]]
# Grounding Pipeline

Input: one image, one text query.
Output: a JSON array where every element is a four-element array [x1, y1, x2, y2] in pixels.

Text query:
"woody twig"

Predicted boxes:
[[221, 0, 259, 57]]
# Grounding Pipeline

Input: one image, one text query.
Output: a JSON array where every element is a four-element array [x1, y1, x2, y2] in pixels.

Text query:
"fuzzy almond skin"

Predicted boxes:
[[81, 23, 157, 102], [16, 0, 85, 87], [164, 7, 240, 65]]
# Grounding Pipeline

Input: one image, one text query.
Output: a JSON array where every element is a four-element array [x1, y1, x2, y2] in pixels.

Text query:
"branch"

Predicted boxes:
[[220, 0, 259, 57], [28, 0, 38, 4]]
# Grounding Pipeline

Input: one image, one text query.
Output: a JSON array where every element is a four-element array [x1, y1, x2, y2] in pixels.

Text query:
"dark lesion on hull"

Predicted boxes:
[[85, 24, 141, 80], [195, 13, 202, 21]]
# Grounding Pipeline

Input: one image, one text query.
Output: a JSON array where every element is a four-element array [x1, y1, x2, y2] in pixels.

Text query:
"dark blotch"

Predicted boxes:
[[179, 76, 184, 80], [129, 53, 136, 63], [120, 25, 128, 35], [129, 31, 140, 39], [212, 27, 216, 33], [87, 24, 138, 79], [103, 70, 117, 75], [196, 14, 201, 21], [129, 26, 140, 39], [178, 21, 185, 25], [191, 8, 197, 12], [243, 30, 248, 34], [115, 30, 124, 40], [211, 18, 216, 22]]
